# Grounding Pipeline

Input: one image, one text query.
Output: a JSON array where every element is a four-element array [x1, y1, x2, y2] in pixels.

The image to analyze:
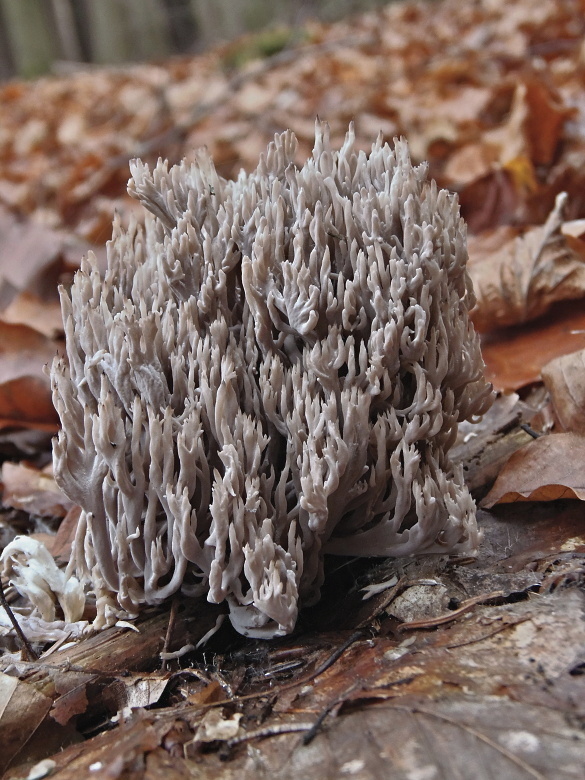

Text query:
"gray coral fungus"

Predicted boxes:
[[51, 123, 493, 638]]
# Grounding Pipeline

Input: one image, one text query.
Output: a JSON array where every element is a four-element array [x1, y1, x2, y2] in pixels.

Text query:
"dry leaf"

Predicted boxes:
[[469, 193, 585, 332], [458, 168, 522, 234], [2, 292, 64, 339], [541, 348, 585, 434], [0, 208, 64, 304], [194, 709, 242, 742], [1, 462, 75, 517], [122, 674, 171, 710], [0, 322, 60, 428], [480, 299, 585, 391], [489, 76, 570, 167], [49, 505, 81, 561], [0, 378, 58, 431], [50, 679, 91, 727], [0, 672, 53, 775], [442, 142, 499, 186], [481, 432, 585, 507]]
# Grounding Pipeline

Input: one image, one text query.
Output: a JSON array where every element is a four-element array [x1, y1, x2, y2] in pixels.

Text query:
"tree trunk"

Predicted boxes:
[[0, 0, 58, 78]]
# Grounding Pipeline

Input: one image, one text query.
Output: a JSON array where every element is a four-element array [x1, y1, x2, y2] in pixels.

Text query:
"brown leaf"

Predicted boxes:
[[442, 142, 499, 186], [469, 193, 585, 332], [480, 299, 585, 391], [49, 505, 81, 560], [458, 168, 522, 234], [2, 292, 64, 339], [0, 322, 58, 383], [186, 680, 225, 706], [0, 322, 60, 428], [481, 432, 585, 507], [0, 378, 59, 430], [121, 673, 171, 710], [50, 679, 90, 727], [0, 208, 66, 304], [541, 348, 585, 434], [490, 76, 570, 167], [0, 672, 53, 775], [1, 462, 75, 518]]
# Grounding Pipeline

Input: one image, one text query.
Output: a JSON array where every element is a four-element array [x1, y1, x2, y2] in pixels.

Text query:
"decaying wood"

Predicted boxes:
[[7, 598, 220, 697]]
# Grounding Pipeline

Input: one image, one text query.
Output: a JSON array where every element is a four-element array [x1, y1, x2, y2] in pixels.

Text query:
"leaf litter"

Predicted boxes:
[[2, 0, 585, 777]]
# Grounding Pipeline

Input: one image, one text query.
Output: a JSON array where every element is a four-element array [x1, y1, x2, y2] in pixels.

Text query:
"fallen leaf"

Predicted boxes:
[[2, 292, 64, 339], [480, 299, 585, 391], [1, 462, 75, 517], [541, 348, 585, 434], [194, 709, 242, 742], [50, 679, 90, 727], [0, 322, 60, 428], [481, 432, 585, 507], [491, 76, 570, 167], [0, 672, 53, 775], [0, 208, 64, 305], [186, 679, 224, 706], [442, 142, 499, 186], [387, 584, 449, 624], [458, 167, 522, 234], [470, 193, 585, 332], [121, 673, 171, 710], [49, 505, 81, 561]]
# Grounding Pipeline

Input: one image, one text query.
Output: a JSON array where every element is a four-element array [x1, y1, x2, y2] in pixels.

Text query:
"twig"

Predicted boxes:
[[519, 422, 541, 439], [181, 629, 368, 717], [0, 657, 134, 677], [0, 577, 38, 661], [302, 696, 347, 745], [226, 722, 314, 750], [160, 595, 179, 672], [397, 591, 505, 632], [310, 630, 366, 679]]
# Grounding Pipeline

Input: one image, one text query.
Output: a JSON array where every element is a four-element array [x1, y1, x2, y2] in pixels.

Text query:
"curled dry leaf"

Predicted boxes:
[[488, 76, 570, 168], [481, 432, 585, 507], [541, 348, 585, 434], [469, 193, 585, 332]]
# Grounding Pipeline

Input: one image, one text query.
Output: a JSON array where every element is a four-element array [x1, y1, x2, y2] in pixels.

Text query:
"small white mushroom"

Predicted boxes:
[[50, 122, 493, 638]]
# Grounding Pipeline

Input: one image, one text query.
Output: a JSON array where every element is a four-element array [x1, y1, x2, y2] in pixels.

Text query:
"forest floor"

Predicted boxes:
[[1, 0, 585, 777]]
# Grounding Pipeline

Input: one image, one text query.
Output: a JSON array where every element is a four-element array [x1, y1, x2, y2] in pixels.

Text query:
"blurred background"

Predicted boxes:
[[0, 0, 394, 80]]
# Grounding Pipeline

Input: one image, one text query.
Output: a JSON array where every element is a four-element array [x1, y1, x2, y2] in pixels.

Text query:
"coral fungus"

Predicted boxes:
[[51, 123, 492, 637]]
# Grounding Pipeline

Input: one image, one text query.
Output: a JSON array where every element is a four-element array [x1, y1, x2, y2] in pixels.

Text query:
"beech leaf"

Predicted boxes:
[[541, 348, 585, 434], [470, 193, 585, 332], [481, 432, 585, 507]]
